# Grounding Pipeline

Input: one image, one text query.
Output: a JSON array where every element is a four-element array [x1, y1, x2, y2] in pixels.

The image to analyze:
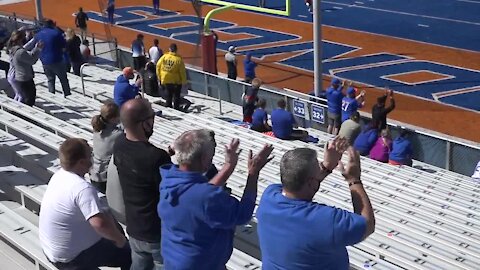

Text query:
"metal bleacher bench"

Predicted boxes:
[[0, 106, 261, 269], [1, 59, 479, 269], [28, 84, 480, 269], [0, 202, 57, 270]]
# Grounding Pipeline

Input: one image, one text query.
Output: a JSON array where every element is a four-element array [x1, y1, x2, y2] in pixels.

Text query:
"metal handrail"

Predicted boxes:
[[189, 80, 223, 115], [80, 62, 95, 97]]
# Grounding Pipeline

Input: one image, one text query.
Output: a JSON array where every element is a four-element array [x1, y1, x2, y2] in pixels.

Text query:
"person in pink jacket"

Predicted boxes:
[[369, 129, 392, 163]]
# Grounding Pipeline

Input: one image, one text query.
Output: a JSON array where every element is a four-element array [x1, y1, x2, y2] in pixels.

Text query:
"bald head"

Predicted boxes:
[[120, 99, 154, 129]]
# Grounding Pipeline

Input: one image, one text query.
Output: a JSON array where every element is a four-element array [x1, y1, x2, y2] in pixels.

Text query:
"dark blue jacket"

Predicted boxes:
[[353, 127, 378, 156], [243, 54, 257, 78], [389, 137, 413, 163], [35, 27, 66, 65], [326, 86, 344, 114], [113, 75, 139, 107], [34, 27, 67, 65], [158, 164, 256, 270]]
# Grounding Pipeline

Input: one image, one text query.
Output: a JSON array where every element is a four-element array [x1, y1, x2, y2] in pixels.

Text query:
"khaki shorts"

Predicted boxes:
[[328, 112, 341, 128]]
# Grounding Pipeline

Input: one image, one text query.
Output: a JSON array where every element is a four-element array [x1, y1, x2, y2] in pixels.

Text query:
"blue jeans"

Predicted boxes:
[[43, 62, 71, 96], [129, 237, 163, 270]]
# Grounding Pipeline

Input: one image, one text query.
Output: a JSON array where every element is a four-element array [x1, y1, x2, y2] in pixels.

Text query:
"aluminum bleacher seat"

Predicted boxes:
[[0, 102, 260, 269], [28, 82, 480, 267], [2, 59, 479, 269], [0, 202, 56, 270]]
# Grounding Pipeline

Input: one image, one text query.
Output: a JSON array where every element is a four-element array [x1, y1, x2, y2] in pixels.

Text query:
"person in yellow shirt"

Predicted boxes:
[[156, 43, 187, 110]]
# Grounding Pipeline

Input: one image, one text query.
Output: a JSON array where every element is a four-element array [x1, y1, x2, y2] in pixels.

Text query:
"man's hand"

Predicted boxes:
[[135, 78, 142, 87], [389, 89, 394, 97], [35, 41, 44, 50], [224, 138, 241, 168], [323, 136, 349, 171], [338, 146, 361, 183], [248, 144, 274, 175]]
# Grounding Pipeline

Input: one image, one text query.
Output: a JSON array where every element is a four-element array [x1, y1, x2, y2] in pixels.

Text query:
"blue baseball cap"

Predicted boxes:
[[332, 78, 341, 85], [347, 87, 356, 95]]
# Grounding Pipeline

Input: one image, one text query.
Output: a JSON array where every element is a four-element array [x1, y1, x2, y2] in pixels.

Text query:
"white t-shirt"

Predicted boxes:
[[149, 46, 161, 64], [39, 168, 103, 263]]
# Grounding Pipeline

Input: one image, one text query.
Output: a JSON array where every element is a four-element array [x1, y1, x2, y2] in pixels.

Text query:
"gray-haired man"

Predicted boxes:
[[158, 129, 273, 270]]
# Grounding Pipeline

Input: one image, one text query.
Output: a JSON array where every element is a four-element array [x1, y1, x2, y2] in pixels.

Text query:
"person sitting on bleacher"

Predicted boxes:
[[113, 66, 141, 108], [271, 99, 309, 140], [389, 129, 413, 166], [338, 111, 361, 145], [242, 78, 262, 123], [353, 122, 379, 156], [39, 138, 131, 269], [369, 129, 392, 163], [257, 139, 375, 270], [89, 102, 122, 194], [251, 98, 272, 132], [158, 129, 273, 270], [113, 98, 171, 269]]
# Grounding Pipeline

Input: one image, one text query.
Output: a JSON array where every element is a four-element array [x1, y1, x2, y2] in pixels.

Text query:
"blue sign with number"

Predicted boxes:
[[311, 104, 325, 124], [293, 100, 306, 118]]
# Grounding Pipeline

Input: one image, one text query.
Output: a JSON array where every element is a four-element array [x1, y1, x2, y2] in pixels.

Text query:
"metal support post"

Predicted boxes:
[[34, 0, 43, 22], [313, 0, 322, 97]]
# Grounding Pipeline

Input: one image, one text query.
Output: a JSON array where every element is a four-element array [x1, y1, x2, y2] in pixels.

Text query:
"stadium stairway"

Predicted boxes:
[[0, 59, 479, 269]]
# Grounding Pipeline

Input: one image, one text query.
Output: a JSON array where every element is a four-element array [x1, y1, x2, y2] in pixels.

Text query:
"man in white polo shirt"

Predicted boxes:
[[39, 138, 131, 269]]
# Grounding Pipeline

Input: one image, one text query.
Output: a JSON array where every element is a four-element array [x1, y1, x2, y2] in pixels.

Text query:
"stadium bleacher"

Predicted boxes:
[[0, 55, 479, 270]]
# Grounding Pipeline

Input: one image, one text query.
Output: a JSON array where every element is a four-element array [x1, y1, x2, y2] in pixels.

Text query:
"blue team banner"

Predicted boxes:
[[311, 104, 325, 124], [293, 100, 306, 118]]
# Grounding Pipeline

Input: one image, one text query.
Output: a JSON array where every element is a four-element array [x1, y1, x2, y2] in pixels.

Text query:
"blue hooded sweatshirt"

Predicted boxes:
[[113, 75, 139, 107], [353, 127, 378, 156], [158, 164, 256, 270], [243, 52, 257, 79], [326, 86, 344, 114], [34, 27, 66, 65], [389, 136, 413, 163]]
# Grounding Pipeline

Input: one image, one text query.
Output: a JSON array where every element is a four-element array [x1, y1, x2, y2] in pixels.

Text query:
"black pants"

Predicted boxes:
[[18, 79, 36, 106], [90, 181, 107, 194], [71, 61, 82, 76], [164, 84, 182, 110], [51, 238, 131, 270], [133, 56, 146, 71], [251, 124, 271, 133]]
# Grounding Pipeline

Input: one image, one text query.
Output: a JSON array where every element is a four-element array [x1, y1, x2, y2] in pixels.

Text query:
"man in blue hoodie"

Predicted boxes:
[[113, 67, 141, 108], [326, 78, 345, 135], [26, 19, 71, 97], [389, 129, 413, 166], [158, 129, 274, 270], [243, 52, 257, 83]]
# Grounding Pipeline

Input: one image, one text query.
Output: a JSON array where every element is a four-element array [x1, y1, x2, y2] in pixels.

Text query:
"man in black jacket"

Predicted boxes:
[[371, 89, 395, 130]]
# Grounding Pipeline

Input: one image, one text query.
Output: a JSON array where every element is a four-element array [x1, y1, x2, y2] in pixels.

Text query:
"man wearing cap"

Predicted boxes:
[[113, 67, 141, 108], [326, 78, 345, 135], [371, 89, 395, 130], [157, 43, 187, 110], [341, 87, 365, 123], [225, 46, 237, 80]]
